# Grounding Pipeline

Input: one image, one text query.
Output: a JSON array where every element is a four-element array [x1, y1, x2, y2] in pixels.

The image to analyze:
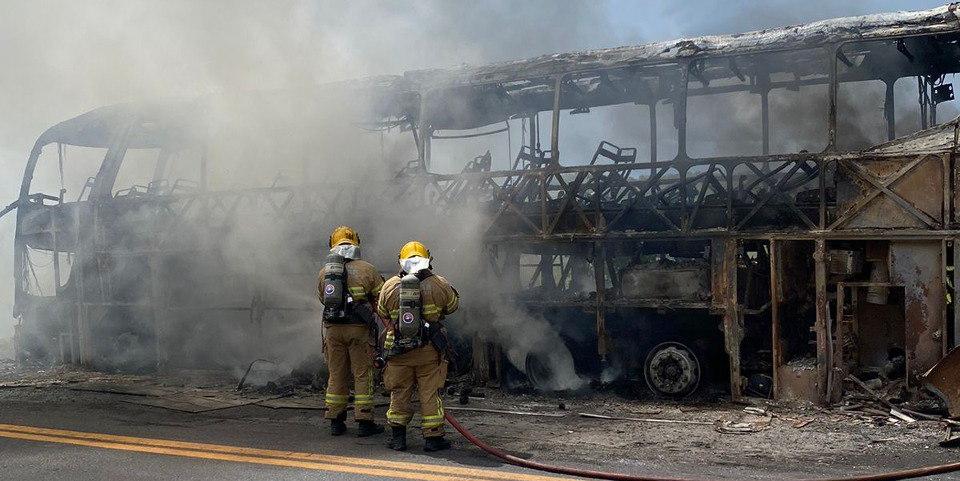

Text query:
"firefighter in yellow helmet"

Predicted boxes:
[[377, 241, 459, 452], [317, 226, 385, 437]]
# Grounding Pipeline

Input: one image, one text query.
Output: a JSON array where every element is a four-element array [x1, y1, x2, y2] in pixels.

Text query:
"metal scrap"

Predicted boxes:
[[236, 359, 276, 391], [923, 347, 960, 417], [579, 412, 714, 426], [942, 427, 960, 448], [714, 407, 774, 434], [844, 374, 960, 427]]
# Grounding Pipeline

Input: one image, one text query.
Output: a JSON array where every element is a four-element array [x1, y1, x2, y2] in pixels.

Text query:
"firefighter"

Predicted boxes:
[[377, 241, 459, 452], [317, 226, 385, 437]]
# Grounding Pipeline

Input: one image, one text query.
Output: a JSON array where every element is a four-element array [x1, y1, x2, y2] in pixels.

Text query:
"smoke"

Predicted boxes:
[[0, 0, 618, 371], [423, 203, 588, 391], [0, 0, 946, 387], [488, 304, 587, 392]]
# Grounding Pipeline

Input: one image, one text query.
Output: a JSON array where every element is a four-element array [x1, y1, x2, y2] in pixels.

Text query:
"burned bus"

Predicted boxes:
[[10, 4, 960, 404]]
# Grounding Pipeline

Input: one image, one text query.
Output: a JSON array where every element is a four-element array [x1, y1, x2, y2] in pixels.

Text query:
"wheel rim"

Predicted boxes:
[[643, 342, 701, 397]]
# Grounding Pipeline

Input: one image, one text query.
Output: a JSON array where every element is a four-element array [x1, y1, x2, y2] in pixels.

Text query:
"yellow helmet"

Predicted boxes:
[[329, 226, 360, 247], [398, 241, 430, 260]]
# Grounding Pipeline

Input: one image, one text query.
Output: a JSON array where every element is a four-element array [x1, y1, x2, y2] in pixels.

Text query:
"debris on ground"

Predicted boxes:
[[1, 365, 959, 478], [235, 359, 277, 391], [715, 407, 773, 434], [923, 346, 960, 417], [579, 412, 714, 426], [0, 366, 309, 413], [840, 374, 958, 429], [941, 426, 960, 448], [791, 418, 815, 429]]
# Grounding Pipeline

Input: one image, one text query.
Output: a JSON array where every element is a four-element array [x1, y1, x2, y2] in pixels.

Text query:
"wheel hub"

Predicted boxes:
[[644, 342, 701, 397]]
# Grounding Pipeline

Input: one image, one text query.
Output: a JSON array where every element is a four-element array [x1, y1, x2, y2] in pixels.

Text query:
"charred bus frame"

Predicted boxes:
[[11, 5, 960, 403]]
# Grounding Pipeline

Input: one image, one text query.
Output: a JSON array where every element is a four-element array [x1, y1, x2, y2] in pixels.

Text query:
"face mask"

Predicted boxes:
[[330, 244, 361, 260], [399, 256, 430, 274]]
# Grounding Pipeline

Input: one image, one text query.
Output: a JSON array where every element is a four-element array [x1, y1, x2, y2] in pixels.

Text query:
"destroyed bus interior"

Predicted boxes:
[[10, 5, 960, 405]]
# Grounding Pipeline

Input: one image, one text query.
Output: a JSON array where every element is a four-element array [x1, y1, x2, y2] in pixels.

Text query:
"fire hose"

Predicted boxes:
[[444, 412, 960, 481]]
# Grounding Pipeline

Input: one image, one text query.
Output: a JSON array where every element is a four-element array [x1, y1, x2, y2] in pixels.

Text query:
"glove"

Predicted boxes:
[[383, 330, 395, 350]]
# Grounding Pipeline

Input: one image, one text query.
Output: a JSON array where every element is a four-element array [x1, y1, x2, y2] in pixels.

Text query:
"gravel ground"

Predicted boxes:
[[0, 367, 957, 480], [448, 390, 958, 479]]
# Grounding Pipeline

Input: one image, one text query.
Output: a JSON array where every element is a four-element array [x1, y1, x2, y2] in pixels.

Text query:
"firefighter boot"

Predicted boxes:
[[356, 420, 384, 437], [423, 436, 451, 452], [330, 413, 347, 436], [387, 426, 407, 451]]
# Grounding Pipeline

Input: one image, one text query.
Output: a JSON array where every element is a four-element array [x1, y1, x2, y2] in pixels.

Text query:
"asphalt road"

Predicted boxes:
[[1, 388, 958, 481], [0, 388, 579, 481]]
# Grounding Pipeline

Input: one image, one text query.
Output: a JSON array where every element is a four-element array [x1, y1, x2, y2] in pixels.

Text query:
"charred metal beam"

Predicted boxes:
[[593, 241, 608, 361], [769, 239, 782, 397], [550, 77, 562, 162], [728, 58, 746, 83], [814, 238, 830, 404], [884, 79, 896, 141], [828, 46, 839, 151], [676, 63, 689, 159], [836, 50, 854, 68], [721, 238, 743, 400], [955, 238, 960, 349], [648, 101, 657, 165]]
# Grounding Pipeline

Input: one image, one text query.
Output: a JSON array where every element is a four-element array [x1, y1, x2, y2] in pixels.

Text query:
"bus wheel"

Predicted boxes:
[[643, 341, 700, 397]]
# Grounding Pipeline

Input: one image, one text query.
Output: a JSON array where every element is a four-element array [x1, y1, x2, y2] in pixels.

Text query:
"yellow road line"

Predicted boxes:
[[0, 423, 572, 481], [0, 428, 463, 481]]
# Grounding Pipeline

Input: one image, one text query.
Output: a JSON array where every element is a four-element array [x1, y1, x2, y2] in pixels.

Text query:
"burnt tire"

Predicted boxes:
[[643, 341, 701, 398], [524, 352, 555, 390]]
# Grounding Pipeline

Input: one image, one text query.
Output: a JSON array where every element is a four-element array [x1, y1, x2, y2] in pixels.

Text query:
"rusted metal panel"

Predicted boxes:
[[843, 196, 927, 229], [711, 238, 728, 312], [954, 238, 960, 350], [889, 155, 944, 221], [836, 155, 945, 230], [953, 157, 960, 226], [620, 260, 709, 301], [776, 361, 820, 402], [923, 346, 960, 417], [941, 155, 950, 229], [826, 249, 863, 276], [889, 241, 946, 383]]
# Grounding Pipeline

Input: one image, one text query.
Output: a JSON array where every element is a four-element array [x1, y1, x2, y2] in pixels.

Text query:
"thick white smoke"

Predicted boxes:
[[0, 1, 943, 379]]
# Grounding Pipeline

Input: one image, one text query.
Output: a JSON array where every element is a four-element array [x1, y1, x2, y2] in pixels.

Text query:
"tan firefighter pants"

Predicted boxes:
[[323, 323, 375, 421], [384, 345, 448, 438]]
